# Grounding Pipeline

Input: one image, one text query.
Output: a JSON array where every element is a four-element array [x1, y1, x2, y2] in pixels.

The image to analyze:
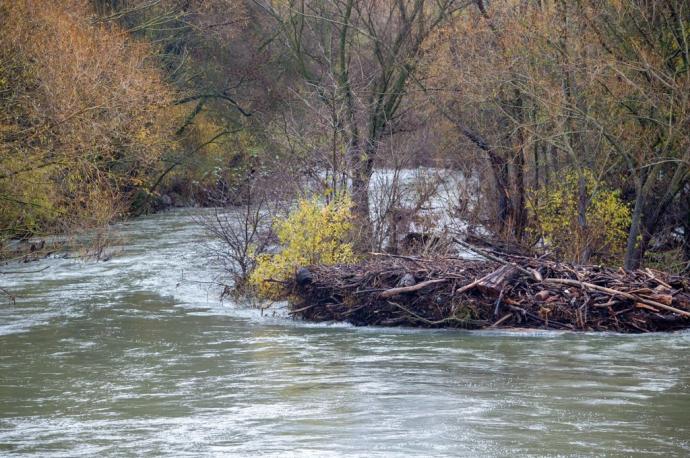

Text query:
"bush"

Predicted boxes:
[[0, 0, 180, 239], [249, 196, 357, 299], [528, 169, 631, 264]]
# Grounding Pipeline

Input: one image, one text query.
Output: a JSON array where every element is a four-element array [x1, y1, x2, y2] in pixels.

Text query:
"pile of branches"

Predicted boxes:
[[284, 252, 690, 333]]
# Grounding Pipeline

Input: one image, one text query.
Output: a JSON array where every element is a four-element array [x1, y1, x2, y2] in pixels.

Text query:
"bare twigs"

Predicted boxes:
[[285, 255, 690, 332], [542, 278, 690, 317]]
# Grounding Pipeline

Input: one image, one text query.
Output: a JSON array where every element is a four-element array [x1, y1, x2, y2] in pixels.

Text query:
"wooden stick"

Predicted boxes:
[[289, 303, 318, 314], [379, 279, 447, 298], [456, 277, 482, 294], [386, 300, 467, 326], [0, 266, 49, 275], [490, 313, 513, 328], [644, 268, 673, 290], [452, 237, 536, 278], [369, 252, 423, 261], [543, 278, 690, 317]]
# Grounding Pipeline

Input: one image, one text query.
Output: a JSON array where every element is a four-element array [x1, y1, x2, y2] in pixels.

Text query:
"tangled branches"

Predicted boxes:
[[284, 255, 690, 333]]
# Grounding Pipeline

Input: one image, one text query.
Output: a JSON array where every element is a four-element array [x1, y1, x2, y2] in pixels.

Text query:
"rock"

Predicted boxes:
[[296, 267, 313, 285], [160, 194, 173, 207], [535, 290, 550, 301], [398, 273, 416, 287]]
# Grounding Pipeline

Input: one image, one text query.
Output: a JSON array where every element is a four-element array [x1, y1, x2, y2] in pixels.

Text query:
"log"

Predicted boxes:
[[456, 265, 518, 296], [543, 278, 690, 317], [379, 279, 447, 298], [476, 265, 519, 297]]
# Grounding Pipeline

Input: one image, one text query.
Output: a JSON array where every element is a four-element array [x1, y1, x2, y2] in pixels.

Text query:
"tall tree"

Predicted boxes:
[[254, 0, 468, 243]]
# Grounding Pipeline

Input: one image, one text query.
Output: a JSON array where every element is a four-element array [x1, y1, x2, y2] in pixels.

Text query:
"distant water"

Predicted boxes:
[[1, 209, 688, 456]]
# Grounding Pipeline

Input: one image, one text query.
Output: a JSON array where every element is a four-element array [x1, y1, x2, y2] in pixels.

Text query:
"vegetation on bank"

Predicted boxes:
[[249, 196, 357, 299], [1, 0, 689, 277], [0, 0, 179, 240], [527, 169, 632, 264], [0, 0, 261, 252]]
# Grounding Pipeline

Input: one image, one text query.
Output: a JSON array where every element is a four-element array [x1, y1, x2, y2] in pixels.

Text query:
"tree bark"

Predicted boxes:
[[512, 98, 527, 242], [624, 177, 645, 270], [683, 186, 690, 272], [576, 174, 591, 263], [349, 142, 375, 248]]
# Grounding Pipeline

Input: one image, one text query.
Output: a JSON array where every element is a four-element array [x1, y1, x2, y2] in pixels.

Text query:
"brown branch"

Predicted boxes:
[[379, 279, 447, 298], [542, 278, 690, 317]]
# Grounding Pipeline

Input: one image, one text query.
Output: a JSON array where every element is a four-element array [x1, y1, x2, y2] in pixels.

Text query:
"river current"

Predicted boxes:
[[1, 209, 688, 456]]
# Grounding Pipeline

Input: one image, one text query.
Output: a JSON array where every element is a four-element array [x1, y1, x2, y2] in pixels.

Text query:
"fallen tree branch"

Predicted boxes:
[[542, 278, 690, 317], [0, 266, 50, 275], [380, 279, 447, 298], [452, 237, 536, 278], [286, 256, 690, 332], [490, 313, 513, 327]]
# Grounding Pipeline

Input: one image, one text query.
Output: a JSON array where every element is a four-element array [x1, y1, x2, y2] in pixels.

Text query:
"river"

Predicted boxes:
[[1, 209, 689, 456]]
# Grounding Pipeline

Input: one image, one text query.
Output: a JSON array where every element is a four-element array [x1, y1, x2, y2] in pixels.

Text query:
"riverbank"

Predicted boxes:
[[286, 254, 690, 333]]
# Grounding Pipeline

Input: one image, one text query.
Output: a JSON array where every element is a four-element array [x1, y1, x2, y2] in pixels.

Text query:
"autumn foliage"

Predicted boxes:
[[0, 0, 180, 238], [2, 0, 689, 272], [250, 196, 357, 299]]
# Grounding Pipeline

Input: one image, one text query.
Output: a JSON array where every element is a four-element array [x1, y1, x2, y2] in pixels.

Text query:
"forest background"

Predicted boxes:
[[1, 0, 689, 275]]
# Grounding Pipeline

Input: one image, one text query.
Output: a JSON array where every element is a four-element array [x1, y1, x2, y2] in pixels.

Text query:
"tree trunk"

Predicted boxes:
[[628, 162, 689, 268], [624, 179, 645, 270], [513, 132, 527, 242], [533, 142, 541, 191], [349, 142, 375, 249], [484, 144, 513, 235], [683, 191, 690, 272], [510, 91, 528, 242], [576, 174, 591, 263]]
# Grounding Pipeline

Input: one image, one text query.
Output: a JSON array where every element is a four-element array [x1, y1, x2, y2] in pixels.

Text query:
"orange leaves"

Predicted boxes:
[[0, 0, 182, 235]]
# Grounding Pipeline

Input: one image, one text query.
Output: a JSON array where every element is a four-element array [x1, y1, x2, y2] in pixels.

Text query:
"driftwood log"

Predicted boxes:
[[283, 255, 690, 333]]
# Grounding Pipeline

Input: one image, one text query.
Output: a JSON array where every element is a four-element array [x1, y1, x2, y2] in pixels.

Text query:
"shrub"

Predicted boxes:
[[527, 169, 631, 264], [0, 0, 180, 239], [249, 196, 357, 299]]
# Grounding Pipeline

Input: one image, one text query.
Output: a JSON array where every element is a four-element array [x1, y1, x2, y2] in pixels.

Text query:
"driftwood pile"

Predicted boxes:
[[286, 253, 690, 333]]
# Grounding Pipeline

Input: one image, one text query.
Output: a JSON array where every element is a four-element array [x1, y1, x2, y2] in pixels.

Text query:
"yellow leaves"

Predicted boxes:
[[0, 0, 184, 237], [249, 195, 357, 299], [528, 169, 631, 264], [168, 111, 258, 190]]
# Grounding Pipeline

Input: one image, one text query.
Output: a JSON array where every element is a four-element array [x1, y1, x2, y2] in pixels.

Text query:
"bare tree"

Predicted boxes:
[[198, 175, 277, 297], [253, 0, 469, 246]]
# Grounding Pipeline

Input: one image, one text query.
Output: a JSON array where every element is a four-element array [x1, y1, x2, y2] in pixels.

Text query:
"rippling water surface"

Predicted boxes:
[[1, 209, 689, 457]]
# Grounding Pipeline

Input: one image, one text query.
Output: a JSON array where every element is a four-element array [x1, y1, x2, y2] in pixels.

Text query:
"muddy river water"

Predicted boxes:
[[1, 209, 688, 456]]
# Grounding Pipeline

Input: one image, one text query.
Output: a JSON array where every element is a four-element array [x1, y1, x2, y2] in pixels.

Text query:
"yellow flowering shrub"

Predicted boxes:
[[249, 196, 357, 299], [528, 169, 631, 263]]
